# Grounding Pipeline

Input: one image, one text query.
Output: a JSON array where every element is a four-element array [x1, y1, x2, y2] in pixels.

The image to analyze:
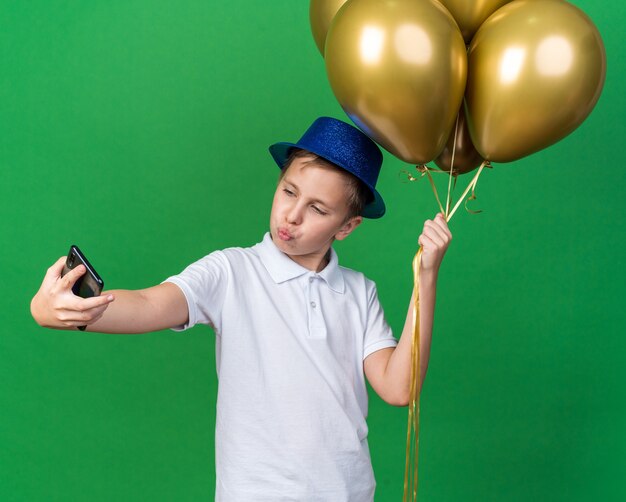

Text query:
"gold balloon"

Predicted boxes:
[[309, 0, 349, 56], [325, 0, 467, 165], [465, 0, 606, 163], [436, 0, 512, 43], [435, 105, 484, 175]]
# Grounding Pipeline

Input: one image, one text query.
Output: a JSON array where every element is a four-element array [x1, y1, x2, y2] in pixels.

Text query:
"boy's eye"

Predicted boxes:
[[283, 188, 295, 196], [312, 205, 327, 215]]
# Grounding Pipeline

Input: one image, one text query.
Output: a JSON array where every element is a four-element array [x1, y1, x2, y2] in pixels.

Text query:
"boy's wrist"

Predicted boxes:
[[30, 293, 46, 327], [419, 267, 439, 286]]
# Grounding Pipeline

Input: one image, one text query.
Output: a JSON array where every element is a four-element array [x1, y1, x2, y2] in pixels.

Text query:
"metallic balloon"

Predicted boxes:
[[435, 105, 484, 175], [436, 0, 512, 43], [309, 0, 349, 56], [325, 0, 467, 165], [465, 0, 606, 163]]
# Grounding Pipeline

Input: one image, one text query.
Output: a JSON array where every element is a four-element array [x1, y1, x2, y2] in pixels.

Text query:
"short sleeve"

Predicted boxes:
[[161, 250, 229, 332], [363, 281, 397, 360]]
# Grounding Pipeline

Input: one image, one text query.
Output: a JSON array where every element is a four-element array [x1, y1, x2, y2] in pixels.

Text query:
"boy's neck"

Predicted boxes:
[[286, 248, 331, 273]]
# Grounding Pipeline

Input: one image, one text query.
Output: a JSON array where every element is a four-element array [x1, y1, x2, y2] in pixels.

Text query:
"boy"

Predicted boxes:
[[31, 116, 452, 500]]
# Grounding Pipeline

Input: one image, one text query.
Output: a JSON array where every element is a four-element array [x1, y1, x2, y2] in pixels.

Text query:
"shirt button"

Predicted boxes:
[[309, 277, 314, 283], [310, 301, 316, 308]]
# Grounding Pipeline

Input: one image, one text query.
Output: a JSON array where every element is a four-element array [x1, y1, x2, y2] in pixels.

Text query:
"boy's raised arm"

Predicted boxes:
[[364, 213, 451, 406], [30, 256, 189, 334]]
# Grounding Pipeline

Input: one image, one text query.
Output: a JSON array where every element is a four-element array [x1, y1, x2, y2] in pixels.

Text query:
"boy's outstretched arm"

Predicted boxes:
[[30, 256, 188, 334], [364, 213, 452, 406]]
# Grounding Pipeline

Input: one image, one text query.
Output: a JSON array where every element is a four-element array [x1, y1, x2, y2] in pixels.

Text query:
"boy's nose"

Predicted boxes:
[[287, 204, 303, 225]]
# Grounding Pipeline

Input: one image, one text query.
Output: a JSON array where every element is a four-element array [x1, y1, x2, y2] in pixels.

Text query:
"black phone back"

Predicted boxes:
[[61, 245, 104, 298]]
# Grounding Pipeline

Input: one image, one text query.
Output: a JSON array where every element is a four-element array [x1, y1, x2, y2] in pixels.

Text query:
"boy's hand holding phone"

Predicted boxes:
[[31, 252, 114, 330]]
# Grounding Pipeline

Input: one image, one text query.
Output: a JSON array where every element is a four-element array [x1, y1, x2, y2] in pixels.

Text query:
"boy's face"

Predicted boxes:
[[269, 155, 362, 272]]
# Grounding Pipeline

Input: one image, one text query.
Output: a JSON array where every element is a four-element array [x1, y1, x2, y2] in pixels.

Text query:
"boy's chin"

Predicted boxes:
[[270, 230, 292, 249]]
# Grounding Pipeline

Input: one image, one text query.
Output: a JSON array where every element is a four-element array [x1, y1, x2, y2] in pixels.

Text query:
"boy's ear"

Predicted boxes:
[[335, 216, 363, 241]]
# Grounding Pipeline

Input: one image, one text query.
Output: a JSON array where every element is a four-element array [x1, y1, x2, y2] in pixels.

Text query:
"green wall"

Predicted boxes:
[[1, 1, 624, 500]]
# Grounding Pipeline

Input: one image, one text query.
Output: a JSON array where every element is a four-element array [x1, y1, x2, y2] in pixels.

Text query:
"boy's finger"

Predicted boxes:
[[86, 303, 110, 320], [423, 227, 445, 248], [424, 218, 451, 243], [57, 300, 109, 323], [72, 302, 111, 323], [433, 213, 452, 238], [71, 293, 114, 311], [58, 264, 87, 292], [424, 220, 448, 243], [45, 256, 67, 280], [418, 234, 436, 249], [435, 212, 448, 226]]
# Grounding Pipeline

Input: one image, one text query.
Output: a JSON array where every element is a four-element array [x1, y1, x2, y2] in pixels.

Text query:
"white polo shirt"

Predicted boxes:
[[164, 232, 397, 501]]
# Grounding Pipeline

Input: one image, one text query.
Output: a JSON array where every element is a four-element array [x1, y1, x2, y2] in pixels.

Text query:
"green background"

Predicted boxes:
[[1, 1, 624, 500]]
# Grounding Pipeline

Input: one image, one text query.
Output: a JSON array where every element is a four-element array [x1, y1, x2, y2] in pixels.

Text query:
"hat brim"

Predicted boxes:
[[269, 142, 386, 219]]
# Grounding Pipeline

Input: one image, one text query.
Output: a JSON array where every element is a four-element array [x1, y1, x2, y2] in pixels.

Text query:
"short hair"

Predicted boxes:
[[278, 148, 371, 220]]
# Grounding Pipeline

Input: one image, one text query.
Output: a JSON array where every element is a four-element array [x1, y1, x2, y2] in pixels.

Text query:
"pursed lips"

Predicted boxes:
[[278, 227, 295, 241]]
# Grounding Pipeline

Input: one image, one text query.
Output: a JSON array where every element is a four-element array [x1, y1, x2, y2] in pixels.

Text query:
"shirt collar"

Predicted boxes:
[[254, 232, 345, 294]]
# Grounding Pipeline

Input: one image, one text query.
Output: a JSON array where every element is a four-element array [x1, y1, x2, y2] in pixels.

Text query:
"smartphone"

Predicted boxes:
[[61, 245, 105, 331]]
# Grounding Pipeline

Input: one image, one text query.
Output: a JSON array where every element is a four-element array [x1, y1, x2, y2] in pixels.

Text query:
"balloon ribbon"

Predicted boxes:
[[403, 248, 423, 502], [402, 160, 489, 501]]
